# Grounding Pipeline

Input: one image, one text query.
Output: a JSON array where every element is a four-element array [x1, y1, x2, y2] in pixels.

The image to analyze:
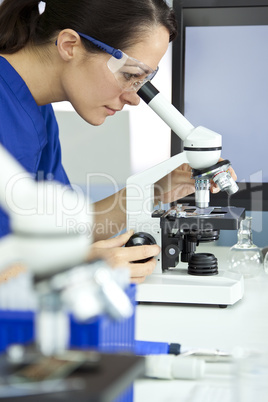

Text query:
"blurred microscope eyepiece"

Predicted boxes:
[[34, 261, 133, 356]]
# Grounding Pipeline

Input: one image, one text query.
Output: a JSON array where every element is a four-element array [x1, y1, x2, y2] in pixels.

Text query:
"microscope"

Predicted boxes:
[[0, 144, 144, 400], [126, 82, 245, 307]]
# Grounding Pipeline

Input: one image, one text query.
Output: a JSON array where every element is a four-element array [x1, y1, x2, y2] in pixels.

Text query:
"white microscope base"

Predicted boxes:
[[136, 269, 244, 306]]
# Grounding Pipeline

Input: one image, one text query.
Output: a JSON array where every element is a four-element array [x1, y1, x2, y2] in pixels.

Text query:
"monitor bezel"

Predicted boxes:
[[171, 0, 268, 211]]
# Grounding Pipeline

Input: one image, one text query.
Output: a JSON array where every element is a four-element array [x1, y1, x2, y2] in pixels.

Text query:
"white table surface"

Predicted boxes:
[[133, 245, 268, 402]]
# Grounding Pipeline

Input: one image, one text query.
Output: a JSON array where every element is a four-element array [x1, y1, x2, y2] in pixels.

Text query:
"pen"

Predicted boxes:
[[134, 340, 181, 355], [134, 340, 231, 360], [135, 340, 233, 380]]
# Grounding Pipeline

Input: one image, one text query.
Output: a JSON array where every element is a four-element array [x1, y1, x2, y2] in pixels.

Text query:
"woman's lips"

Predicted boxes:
[[105, 106, 122, 116], [105, 106, 118, 116]]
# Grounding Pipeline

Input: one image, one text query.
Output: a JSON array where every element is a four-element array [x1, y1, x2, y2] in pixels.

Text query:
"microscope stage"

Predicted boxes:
[[136, 269, 244, 307]]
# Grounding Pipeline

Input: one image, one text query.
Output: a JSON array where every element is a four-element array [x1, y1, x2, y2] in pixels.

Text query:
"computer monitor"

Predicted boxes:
[[172, 0, 268, 211]]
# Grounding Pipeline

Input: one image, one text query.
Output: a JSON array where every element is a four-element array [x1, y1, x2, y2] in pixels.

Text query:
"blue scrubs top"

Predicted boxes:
[[0, 56, 70, 237]]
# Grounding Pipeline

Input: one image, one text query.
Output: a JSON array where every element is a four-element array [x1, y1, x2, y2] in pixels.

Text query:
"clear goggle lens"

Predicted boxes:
[[107, 53, 159, 92]]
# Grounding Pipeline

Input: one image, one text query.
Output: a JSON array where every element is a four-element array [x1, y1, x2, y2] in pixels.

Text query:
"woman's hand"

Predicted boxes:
[[87, 230, 161, 284], [154, 163, 195, 204], [154, 159, 237, 204]]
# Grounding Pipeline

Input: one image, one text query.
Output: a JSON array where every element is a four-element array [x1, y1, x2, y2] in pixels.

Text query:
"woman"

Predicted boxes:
[[0, 0, 232, 283]]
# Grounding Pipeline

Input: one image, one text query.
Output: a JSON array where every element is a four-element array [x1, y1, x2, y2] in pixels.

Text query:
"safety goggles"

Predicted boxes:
[[78, 32, 159, 92]]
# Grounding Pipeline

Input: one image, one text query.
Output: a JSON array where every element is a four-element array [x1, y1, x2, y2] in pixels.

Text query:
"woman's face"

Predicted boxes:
[[61, 25, 170, 126]]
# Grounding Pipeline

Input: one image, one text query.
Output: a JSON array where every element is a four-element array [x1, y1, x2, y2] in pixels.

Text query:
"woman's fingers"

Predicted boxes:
[[104, 244, 161, 268], [86, 234, 161, 283], [128, 258, 157, 282], [107, 245, 160, 283], [91, 230, 134, 250]]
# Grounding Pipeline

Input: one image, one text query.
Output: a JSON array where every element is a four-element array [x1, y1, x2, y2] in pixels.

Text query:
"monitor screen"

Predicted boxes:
[[172, 0, 268, 211]]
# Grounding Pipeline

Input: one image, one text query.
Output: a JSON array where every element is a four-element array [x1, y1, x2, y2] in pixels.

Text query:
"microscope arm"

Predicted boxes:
[[127, 151, 188, 230]]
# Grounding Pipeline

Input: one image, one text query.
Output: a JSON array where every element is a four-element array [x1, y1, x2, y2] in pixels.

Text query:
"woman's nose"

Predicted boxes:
[[120, 90, 141, 106]]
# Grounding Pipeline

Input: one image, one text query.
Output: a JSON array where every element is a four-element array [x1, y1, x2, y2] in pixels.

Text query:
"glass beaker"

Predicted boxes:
[[228, 217, 263, 278]]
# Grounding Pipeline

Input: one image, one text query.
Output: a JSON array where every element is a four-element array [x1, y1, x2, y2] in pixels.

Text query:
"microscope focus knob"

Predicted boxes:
[[125, 232, 157, 263]]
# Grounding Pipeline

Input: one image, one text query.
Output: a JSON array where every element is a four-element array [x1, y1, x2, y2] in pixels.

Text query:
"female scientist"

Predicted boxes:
[[0, 0, 232, 283]]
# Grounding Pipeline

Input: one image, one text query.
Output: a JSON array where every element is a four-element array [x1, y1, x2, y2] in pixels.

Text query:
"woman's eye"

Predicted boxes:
[[132, 80, 143, 90], [122, 72, 140, 82]]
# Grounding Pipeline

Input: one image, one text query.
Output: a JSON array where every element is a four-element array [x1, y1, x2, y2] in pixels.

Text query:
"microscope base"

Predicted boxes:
[[137, 270, 244, 307]]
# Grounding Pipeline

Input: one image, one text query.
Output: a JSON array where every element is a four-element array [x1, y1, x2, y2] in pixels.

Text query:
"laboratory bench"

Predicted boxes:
[[1, 245, 268, 402], [133, 245, 268, 402]]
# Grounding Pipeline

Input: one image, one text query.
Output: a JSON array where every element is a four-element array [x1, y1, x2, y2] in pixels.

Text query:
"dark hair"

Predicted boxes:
[[0, 0, 177, 54]]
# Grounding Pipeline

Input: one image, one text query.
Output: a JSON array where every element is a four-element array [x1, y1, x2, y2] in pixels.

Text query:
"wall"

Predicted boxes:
[[56, 110, 131, 202]]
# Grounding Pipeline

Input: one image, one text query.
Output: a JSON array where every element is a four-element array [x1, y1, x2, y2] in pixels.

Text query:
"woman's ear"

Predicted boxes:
[[55, 29, 82, 61]]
